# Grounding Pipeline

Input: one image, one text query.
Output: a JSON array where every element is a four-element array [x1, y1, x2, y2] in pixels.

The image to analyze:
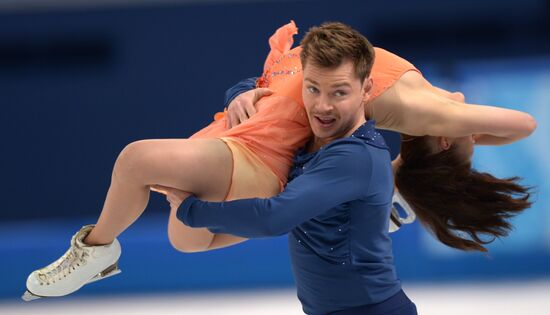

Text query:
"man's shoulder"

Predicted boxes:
[[350, 122, 389, 151], [309, 121, 391, 168], [320, 138, 375, 164], [325, 133, 389, 153], [318, 136, 391, 172]]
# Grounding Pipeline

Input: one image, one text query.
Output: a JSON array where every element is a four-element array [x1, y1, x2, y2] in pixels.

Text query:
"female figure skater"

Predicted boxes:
[[213, 21, 535, 252], [23, 21, 534, 300]]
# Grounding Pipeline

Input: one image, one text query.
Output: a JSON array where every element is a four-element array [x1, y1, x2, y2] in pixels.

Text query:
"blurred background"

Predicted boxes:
[[1, 0, 549, 314]]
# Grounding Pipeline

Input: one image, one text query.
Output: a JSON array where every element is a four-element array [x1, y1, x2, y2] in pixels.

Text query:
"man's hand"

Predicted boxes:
[[226, 88, 273, 129], [150, 185, 192, 210]]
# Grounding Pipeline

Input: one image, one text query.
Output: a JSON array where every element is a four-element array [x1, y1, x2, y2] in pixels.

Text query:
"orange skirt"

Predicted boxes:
[[219, 137, 281, 199]]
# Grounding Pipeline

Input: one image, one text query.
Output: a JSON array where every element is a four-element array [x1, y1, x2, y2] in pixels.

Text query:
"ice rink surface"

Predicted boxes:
[[2, 280, 549, 315]]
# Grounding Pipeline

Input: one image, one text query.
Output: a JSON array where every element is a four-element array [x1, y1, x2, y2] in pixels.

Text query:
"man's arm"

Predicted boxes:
[[177, 141, 372, 238], [223, 77, 257, 107]]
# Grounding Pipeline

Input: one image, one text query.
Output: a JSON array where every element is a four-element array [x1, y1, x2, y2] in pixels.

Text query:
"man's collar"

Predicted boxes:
[[350, 120, 388, 149], [297, 120, 388, 159]]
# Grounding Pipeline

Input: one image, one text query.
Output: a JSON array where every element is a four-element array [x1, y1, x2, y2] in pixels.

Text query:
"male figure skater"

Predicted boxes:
[[176, 22, 417, 315]]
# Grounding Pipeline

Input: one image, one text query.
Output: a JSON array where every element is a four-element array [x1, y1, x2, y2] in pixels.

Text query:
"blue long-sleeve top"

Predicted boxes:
[[177, 121, 401, 315]]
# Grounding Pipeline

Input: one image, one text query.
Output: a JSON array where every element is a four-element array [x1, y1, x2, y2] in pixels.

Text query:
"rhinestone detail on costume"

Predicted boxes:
[[258, 54, 301, 88]]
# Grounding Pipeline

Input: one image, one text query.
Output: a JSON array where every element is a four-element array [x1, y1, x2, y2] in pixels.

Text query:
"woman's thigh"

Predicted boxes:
[[118, 138, 234, 252], [118, 138, 233, 199], [161, 138, 282, 252]]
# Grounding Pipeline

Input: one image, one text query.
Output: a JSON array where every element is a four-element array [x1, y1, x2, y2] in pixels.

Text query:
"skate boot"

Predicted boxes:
[[389, 191, 416, 233], [22, 225, 121, 301]]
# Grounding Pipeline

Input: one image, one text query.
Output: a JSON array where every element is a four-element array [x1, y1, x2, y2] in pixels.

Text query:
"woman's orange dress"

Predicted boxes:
[[190, 21, 420, 198]]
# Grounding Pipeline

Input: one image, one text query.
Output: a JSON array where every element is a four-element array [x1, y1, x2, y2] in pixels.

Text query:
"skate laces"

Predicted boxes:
[[37, 234, 92, 285]]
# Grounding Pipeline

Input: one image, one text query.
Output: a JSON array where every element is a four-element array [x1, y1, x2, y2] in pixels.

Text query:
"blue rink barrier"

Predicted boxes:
[[2, 213, 550, 300]]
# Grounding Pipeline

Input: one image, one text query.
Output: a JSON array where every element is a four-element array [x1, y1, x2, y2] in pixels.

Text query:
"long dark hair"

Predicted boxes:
[[395, 135, 532, 252]]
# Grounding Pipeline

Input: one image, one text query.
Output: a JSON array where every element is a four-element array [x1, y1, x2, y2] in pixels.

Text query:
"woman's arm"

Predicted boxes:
[[443, 102, 537, 145], [385, 72, 537, 144], [433, 86, 537, 145], [396, 83, 537, 144]]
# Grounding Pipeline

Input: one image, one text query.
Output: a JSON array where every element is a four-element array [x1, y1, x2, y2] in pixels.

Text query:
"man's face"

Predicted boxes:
[[302, 59, 371, 145]]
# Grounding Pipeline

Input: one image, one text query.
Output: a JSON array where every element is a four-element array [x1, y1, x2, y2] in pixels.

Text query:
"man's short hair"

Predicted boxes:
[[300, 22, 375, 82]]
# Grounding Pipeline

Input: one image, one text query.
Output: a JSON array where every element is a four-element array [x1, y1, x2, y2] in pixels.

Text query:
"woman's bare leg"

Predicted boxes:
[[84, 138, 233, 252]]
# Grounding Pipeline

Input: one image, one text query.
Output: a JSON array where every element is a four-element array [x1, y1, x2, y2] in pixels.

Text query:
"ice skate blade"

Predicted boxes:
[[392, 191, 416, 225], [21, 290, 42, 302], [86, 262, 122, 284]]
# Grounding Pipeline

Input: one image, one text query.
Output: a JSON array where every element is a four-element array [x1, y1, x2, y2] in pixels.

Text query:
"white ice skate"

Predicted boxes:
[[22, 225, 122, 301], [389, 191, 416, 233]]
